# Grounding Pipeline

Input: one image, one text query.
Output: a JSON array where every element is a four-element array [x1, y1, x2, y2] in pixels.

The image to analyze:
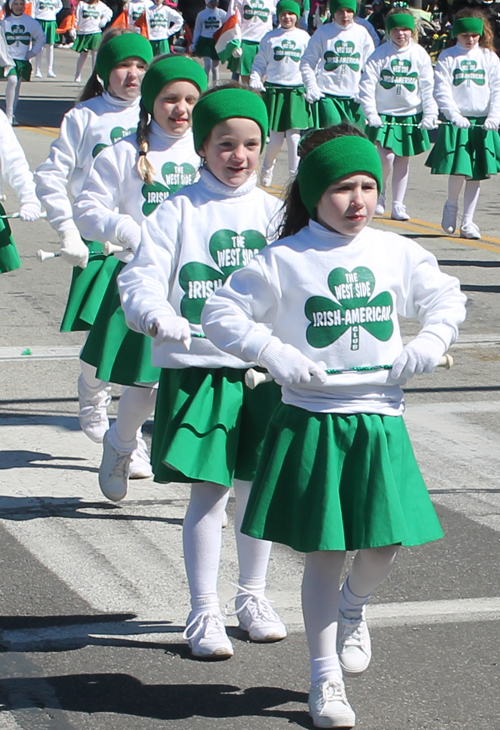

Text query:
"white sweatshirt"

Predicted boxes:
[[301, 20, 374, 98], [126, 0, 151, 24], [0, 109, 39, 207], [202, 221, 466, 416], [227, 0, 277, 42], [251, 26, 311, 86], [35, 93, 141, 233], [146, 4, 183, 40], [33, 0, 63, 22], [359, 39, 438, 118], [118, 168, 283, 370], [75, 1, 112, 34], [1, 14, 45, 60], [433, 42, 500, 121], [192, 7, 226, 43], [73, 123, 199, 245]]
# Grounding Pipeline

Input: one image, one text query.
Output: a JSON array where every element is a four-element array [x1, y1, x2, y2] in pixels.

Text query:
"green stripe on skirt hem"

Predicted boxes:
[[264, 83, 313, 132], [366, 112, 430, 156], [0, 203, 21, 274], [425, 116, 500, 181]]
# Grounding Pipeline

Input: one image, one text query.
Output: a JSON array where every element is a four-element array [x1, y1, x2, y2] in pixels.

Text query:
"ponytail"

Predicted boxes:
[[136, 102, 156, 184]]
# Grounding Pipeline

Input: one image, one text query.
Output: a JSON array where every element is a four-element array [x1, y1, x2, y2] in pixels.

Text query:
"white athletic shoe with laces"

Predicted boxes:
[[35, 69, 43, 78], [308, 676, 356, 728], [128, 435, 153, 479], [375, 193, 385, 215], [391, 202, 410, 221], [77, 375, 111, 443], [337, 606, 371, 676], [47, 69, 57, 78], [226, 586, 287, 642], [460, 221, 481, 240], [441, 201, 458, 234], [183, 610, 234, 660], [99, 431, 131, 502]]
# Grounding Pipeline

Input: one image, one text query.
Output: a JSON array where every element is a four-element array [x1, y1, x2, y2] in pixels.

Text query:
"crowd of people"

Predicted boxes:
[[0, 0, 485, 726]]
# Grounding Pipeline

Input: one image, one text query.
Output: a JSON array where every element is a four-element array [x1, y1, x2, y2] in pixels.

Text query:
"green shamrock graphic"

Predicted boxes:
[[205, 15, 221, 30], [82, 6, 99, 18], [91, 126, 138, 158], [380, 58, 417, 94], [274, 39, 302, 63], [305, 266, 394, 350], [452, 59, 485, 87], [324, 41, 360, 74], [243, 0, 269, 22], [150, 14, 168, 28], [179, 229, 266, 323], [141, 162, 197, 216], [130, 7, 143, 20], [5, 25, 30, 46]]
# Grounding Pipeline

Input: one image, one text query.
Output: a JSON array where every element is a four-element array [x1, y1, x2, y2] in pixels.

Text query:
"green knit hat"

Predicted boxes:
[[277, 0, 301, 15], [141, 56, 208, 114], [192, 87, 269, 152], [453, 16, 483, 37], [95, 34, 153, 90], [297, 135, 382, 216], [330, 0, 357, 15], [386, 12, 415, 31]]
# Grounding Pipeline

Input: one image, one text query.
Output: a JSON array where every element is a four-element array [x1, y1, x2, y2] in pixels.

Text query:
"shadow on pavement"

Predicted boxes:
[[0, 97, 75, 128]]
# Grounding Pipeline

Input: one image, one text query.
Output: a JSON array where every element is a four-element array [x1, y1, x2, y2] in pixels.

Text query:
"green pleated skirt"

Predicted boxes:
[[152, 366, 282, 487], [314, 94, 365, 129], [38, 19, 58, 44], [150, 39, 171, 56], [241, 403, 444, 552], [367, 112, 430, 157], [227, 39, 259, 76], [194, 35, 218, 60], [425, 116, 500, 181], [263, 83, 313, 132], [0, 59, 32, 81], [80, 261, 160, 386], [0, 203, 21, 274], [73, 32, 101, 52]]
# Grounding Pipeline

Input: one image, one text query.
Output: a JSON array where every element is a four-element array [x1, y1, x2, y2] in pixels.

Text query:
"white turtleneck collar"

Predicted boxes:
[[390, 38, 413, 54], [102, 91, 140, 109], [199, 167, 258, 197], [308, 218, 362, 247], [149, 119, 194, 143]]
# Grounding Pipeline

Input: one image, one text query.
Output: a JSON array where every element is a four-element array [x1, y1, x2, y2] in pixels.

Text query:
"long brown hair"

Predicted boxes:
[[453, 8, 495, 52]]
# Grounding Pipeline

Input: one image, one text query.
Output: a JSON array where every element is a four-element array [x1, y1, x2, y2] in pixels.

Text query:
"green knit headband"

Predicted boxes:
[[297, 136, 383, 216], [386, 12, 415, 31], [95, 34, 153, 90], [277, 0, 301, 15], [330, 0, 357, 14], [141, 56, 208, 114], [192, 88, 269, 152], [453, 17, 483, 36]]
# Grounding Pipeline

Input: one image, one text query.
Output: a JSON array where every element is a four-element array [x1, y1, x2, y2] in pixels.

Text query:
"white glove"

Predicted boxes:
[[305, 84, 324, 104], [483, 117, 499, 131], [249, 74, 265, 92], [232, 46, 243, 58], [116, 222, 141, 254], [59, 228, 89, 268], [450, 113, 470, 129], [19, 202, 41, 221], [258, 338, 328, 387], [145, 311, 191, 350], [189, 43, 196, 53], [420, 115, 438, 130], [367, 113, 383, 128], [390, 332, 446, 380]]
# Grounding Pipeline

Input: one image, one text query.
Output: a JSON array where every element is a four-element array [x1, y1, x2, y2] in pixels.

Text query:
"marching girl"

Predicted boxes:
[[190, 0, 226, 85], [0, 0, 45, 125], [0, 107, 41, 274], [201, 125, 466, 727], [359, 7, 438, 221], [118, 85, 287, 659], [33, 0, 62, 77], [145, 0, 184, 57], [300, 0, 374, 128], [125, 0, 150, 28], [35, 30, 153, 448], [426, 9, 500, 240], [249, 0, 313, 187], [227, 0, 277, 84], [72, 0, 112, 82], [72, 56, 207, 501]]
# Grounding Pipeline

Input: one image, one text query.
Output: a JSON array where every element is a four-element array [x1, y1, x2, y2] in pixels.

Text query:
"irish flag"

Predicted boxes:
[[214, 13, 241, 63]]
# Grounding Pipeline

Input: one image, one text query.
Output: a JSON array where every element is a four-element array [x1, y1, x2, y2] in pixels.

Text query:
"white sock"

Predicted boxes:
[[462, 180, 480, 225], [79, 359, 109, 393], [113, 385, 156, 448], [301, 550, 346, 658], [47, 44, 54, 72], [203, 56, 211, 77], [310, 655, 342, 684], [211, 60, 219, 84], [447, 175, 465, 207], [263, 130, 284, 172], [233, 478, 272, 593], [285, 129, 300, 175], [392, 155, 410, 205], [376, 143, 395, 201], [339, 575, 370, 616]]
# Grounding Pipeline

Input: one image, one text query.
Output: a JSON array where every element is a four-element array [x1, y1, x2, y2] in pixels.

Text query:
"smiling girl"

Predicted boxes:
[[202, 125, 466, 727]]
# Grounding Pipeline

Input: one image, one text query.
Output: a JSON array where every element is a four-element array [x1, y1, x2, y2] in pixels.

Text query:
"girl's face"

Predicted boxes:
[[316, 173, 378, 236], [153, 80, 200, 136], [10, 0, 25, 15], [279, 10, 297, 28], [107, 57, 147, 101], [390, 27, 412, 47], [457, 32, 480, 49], [199, 118, 261, 188], [334, 7, 354, 26]]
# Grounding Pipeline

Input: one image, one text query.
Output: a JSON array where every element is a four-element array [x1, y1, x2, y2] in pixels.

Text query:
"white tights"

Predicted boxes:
[[36, 44, 55, 74], [5, 74, 22, 122], [108, 385, 157, 452], [203, 57, 219, 85], [447, 175, 481, 224], [263, 129, 301, 176], [183, 478, 273, 613], [377, 144, 410, 205], [75, 49, 97, 80]]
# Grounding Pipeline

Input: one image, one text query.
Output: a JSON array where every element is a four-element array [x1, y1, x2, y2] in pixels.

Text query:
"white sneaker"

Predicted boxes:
[[35, 69, 43, 78], [128, 436, 153, 479], [441, 202, 458, 234], [183, 610, 234, 660], [222, 510, 228, 528], [308, 676, 356, 728], [74, 75, 82, 83], [337, 607, 371, 676], [99, 430, 131, 502], [460, 221, 481, 240], [47, 69, 57, 78], [260, 164, 275, 187], [375, 193, 385, 215], [391, 202, 410, 221], [227, 587, 287, 642], [77, 374, 111, 443]]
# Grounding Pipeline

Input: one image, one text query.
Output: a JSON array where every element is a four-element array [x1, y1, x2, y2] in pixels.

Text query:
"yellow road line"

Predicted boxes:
[[17, 125, 59, 138]]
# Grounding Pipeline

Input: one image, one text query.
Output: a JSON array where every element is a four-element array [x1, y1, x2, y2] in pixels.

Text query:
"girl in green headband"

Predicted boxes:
[[202, 123, 465, 728], [426, 9, 500, 240]]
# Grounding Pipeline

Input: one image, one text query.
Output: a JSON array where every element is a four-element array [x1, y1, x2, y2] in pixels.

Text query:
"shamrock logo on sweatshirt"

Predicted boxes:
[[91, 127, 138, 158], [141, 161, 197, 216], [179, 229, 266, 323], [305, 266, 393, 349], [452, 59, 485, 87], [5, 25, 31, 46], [274, 39, 302, 62], [380, 58, 417, 94], [39, 1, 57, 9], [324, 41, 360, 74], [243, 0, 270, 22], [82, 5, 99, 18], [204, 15, 222, 30]]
